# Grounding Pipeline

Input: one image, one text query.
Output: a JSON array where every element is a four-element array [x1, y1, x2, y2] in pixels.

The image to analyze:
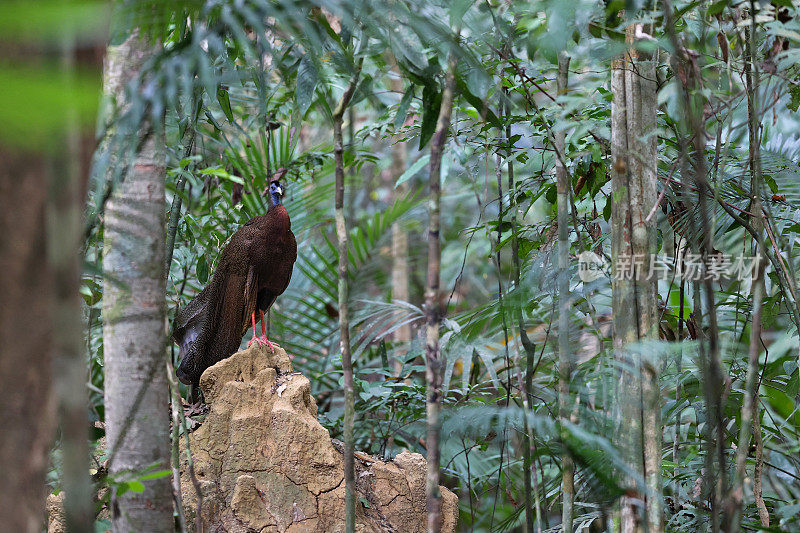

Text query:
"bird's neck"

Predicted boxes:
[[270, 192, 282, 207], [268, 205, 291, 234]]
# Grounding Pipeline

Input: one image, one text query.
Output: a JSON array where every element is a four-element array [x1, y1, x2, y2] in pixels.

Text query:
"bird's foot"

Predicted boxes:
[[248, 334, 276, 353]]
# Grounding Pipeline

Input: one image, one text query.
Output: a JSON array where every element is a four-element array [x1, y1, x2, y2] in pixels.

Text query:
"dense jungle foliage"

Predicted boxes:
[[4, 0, 800, 531]]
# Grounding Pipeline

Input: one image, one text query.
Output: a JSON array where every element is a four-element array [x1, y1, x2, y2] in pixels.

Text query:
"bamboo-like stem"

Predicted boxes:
[[333, 59, 363, 533], [425, 52, 458, 533], [554, 52, 574, 533]]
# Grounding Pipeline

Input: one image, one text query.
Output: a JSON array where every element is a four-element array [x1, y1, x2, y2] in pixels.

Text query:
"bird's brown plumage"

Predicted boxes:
[[173, 187, 296, 389]]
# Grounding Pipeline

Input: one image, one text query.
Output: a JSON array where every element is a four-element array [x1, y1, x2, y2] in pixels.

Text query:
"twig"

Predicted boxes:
[[166, 88, 202, 273], [333, 56, 364, 533], [166, 359, 203, 532]]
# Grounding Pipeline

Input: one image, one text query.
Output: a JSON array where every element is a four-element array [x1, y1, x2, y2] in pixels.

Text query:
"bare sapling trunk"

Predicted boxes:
[[610, 24, 661, 533], [333, 59, 363, 533], [101, 30, 173, 532], [731, 6, 769, 529], [425, 53, 458, 533], [554, 52, 575, 533]]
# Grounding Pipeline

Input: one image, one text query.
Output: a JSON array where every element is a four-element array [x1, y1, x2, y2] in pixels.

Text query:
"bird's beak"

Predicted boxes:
[[274, 185, 283, 197]]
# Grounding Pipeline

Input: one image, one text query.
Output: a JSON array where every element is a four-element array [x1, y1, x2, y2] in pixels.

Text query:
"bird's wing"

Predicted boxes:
[[201, 267, 253, 362], [173, 286, 213, 359]]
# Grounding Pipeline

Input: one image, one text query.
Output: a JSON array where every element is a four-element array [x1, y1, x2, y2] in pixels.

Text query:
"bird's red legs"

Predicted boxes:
[[247, 310, 275, 353]]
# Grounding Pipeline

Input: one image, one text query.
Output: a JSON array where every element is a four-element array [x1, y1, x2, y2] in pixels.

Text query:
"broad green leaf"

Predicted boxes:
[[395, 155, 430, 188], [217, 86, 234, 123], [455, 71, 500, 129], [197, 254, 209, 284], [707, 0, 729, 16], [418, 82, 441, 150], [295, 55, 318, 118], [394, 85, 415, 129], [538, 1, 576, 64], [450, 0, 473, 27]]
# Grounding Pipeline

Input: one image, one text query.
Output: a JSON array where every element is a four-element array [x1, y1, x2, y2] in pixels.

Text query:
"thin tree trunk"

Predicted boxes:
[[662, 3, 727, 528], [333, 60, 363, 533], [554, 52, 575, 533], [101, 31, 173, 532], [52, 34, 93, 533], [388, 60, 411, 370], [425, 53, 458, 533], [610, 24, 661, 533], [500, 83, 539, 531], [731, 7, 768, 529], [493, 60, 543, 529]]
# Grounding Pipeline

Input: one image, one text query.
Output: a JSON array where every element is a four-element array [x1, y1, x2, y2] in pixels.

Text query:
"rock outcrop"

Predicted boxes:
[[180, 344, 458, 532]]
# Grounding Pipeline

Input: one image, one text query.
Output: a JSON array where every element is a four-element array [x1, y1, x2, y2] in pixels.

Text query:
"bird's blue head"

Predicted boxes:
[[269, 180, 284, 207]]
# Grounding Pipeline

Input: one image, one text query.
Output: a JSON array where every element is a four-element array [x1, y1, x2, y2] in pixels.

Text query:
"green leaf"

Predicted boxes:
[[197, 254, 209, 284], [669, 287, 692, 321], [455, 73, 500, 129], [707, 0, 729, 16], [217, 86, 233, 123], [419, 83, 441, 150], [545, 183, 557, 204], [764, 174, 778, 194], [199, 166, 244, 184], [789, 85, 800, 112], [395, 155, 430, 189], [394, 85, 414, 129], [138, 469, 172, 481], [603, 196, 612, 221], [538, 2, 576, 64], [449, 0, 472, 27], [295, 55, 318, 118]]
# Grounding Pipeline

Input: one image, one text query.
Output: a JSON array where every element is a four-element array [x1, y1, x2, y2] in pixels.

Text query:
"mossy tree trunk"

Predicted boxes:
[[610, 25, 662, 533]]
